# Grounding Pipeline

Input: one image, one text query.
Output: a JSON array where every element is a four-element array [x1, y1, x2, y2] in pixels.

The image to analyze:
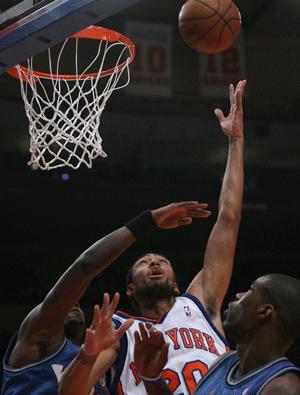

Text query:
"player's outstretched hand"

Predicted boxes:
[[151, 201, 211, 229], [214, 80, 247, 140], [82, 293, 133, 358], [134, 322, 169, 379]]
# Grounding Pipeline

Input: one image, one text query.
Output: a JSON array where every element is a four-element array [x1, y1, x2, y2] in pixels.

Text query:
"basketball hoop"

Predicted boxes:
[[7, 26, 135, 170]]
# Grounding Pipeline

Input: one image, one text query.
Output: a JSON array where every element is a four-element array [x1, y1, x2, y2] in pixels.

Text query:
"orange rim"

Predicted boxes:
[[6, 25, 135, 81]]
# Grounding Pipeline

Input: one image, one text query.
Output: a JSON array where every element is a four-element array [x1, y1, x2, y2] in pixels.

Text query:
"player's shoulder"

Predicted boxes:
[[261, 372, 300, 395], [175, 293, 213, 318], [179, 292, 204, 305]]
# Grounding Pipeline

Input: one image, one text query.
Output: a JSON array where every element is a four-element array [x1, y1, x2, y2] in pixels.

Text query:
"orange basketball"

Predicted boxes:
[[179, 0, 241, 54]]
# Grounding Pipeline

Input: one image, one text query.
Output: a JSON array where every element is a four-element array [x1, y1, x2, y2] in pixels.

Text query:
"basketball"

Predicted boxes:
[[179, 0, 241, 54]]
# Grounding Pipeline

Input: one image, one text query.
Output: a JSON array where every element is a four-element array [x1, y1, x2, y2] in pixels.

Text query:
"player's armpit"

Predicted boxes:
[[8, 304, 66, 368], [87, 343, 120, 391], [261, 373, 300, 395]]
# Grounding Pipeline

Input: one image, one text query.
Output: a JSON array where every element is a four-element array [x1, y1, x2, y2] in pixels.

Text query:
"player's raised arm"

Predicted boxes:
[[10, 201, 210, 367], [34, 201, 210, 333], [59, 293, 133, 395], [187, 80, 247, 332]]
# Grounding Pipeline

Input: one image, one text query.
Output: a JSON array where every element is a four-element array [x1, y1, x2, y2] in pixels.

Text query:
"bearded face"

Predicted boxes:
[[127, 253, 179, 309], [134, 277, 176, 300]]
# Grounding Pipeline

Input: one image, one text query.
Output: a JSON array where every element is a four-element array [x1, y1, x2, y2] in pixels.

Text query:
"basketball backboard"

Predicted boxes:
[[0, 0, 143, 75]]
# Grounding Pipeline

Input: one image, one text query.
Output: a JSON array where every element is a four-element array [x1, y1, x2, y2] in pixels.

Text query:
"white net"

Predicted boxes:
[[15, 32, 133, 170]]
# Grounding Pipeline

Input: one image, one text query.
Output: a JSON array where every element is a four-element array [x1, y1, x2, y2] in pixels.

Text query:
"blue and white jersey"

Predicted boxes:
[[195, 350, 300, 395], [110, 294, 229, 395], [1, 334, 109, 395]]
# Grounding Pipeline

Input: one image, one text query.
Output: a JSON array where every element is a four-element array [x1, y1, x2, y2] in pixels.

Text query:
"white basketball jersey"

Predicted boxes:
[[110, 293, 228, 395]]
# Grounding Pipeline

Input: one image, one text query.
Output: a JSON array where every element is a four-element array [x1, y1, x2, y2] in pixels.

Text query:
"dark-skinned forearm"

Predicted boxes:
[[218, 136, 244, 221], [42, 227, 135, 319], [195, 135, 244, 313]]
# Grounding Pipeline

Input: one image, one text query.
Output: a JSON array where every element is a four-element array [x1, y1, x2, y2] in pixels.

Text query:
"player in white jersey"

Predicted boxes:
[[58, 80, 247, 395], [112, 294, 229, 394]]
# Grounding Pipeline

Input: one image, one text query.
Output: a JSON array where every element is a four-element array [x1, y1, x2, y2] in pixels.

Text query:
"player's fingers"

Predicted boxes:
[[235, 88, 243, 109], [235, 80, 243, 92], [91, 305, 101, 329], [109, 292, 120, 317], [134, 330, 142, 345], [235, 79, 245, 100], [196, 203, 209, 208], [185, 203, 208, 210], [139, 322, 150, 341], [146, 325, 162, 342], [194, 211, 211, 218], [214, 108, 225, 122], [237, 80, 247, 107], [100, 293, 110, 319], [188, 208, 211, 217], [182, 203, 209, 213], [117, 319, 134, 338], [176, 201, 200, 208], [241, 79, 247, 92]]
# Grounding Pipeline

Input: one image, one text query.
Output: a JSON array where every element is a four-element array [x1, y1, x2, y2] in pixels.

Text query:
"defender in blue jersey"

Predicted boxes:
[[131, 274, 300, 395], [2, 325, 111, 395], [2, 202, 210, 395], [195, 350, 300, 395], [195, 273, 300, 394], [2, 335, 82, 395]]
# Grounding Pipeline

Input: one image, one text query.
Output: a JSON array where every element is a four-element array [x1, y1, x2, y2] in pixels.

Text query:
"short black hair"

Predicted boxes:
[[260, 274, 300, 342]]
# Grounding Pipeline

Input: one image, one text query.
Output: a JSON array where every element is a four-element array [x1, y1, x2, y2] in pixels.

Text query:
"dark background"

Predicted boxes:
[[0, 0, 300, 373]]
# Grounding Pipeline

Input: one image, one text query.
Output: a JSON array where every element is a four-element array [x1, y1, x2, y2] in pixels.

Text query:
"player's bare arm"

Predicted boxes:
[[10, 201, 210, 368], [59, 293, 133, 395], [9, 225, 136, 368], [87, 203, 211, 387], [134, 322, 172, 395], [187, 80, 247, 332], [261, 373, 300, 395]]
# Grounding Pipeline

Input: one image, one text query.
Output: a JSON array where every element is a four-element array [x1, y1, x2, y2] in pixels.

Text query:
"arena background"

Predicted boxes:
[[1, 0, 300, 378]]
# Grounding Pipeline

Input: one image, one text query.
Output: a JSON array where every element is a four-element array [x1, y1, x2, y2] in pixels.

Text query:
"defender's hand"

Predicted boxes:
[[214, 80, 247, 140], [151, 201, 211, 229], [134, 322, 169, 379], [82, 293, 133, 358]]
